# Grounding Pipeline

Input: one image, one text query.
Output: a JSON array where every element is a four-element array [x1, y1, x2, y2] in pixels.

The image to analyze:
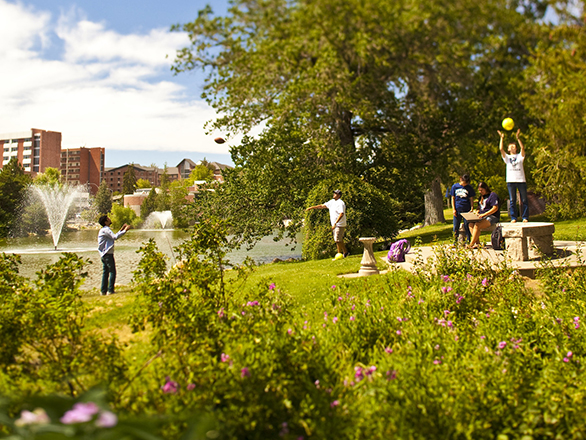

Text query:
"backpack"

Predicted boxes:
[[491, 224, 505, 250], [387, 239, 411, 263]]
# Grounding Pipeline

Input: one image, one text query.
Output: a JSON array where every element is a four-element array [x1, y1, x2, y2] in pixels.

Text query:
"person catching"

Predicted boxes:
[[306, 189, 349, 258], [97, 215, 130, 295]]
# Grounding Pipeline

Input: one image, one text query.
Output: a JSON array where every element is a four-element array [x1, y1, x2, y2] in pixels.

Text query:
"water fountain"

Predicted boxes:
[[31, 183, 83, 249], [144, 210, 173, 229]]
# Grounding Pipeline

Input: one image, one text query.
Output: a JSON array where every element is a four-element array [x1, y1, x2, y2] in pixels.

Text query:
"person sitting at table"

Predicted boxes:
[[469, 181, 500, 249]]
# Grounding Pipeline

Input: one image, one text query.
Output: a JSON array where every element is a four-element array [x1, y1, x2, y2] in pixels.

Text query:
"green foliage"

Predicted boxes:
[[132, 238, 167, 285], [140, 188, 157, 220], [135, 178, 151, 189], [188, 163, 214, 183], [303, 175, 400, 259], [108, 203, 140, 230], [122, 164, 137, 195], [0, 253, 127, 398], [34, 168, 62, 187], [169, 182, 191, 228], [522, 10, 586, 219], [155, 167, 171, 212], [94, 180, 112, 216], [0, 159, 32, 237]]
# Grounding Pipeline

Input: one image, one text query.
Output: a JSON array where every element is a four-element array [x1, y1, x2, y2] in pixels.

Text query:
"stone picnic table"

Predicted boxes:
[[501, 222, 555, 261]]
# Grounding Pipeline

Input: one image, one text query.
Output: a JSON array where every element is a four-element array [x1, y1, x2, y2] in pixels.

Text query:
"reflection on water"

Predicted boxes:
[[0, 229, 302, 290]]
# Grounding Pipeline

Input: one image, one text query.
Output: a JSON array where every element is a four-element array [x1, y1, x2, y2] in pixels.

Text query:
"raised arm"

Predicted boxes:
[[516, 129, 525, 158], [306, 204, 327, 211], [498, 130, 506, 159]]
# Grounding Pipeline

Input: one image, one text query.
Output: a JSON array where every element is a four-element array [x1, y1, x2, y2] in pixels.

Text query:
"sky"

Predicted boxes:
[[0, 0, 236, 168]]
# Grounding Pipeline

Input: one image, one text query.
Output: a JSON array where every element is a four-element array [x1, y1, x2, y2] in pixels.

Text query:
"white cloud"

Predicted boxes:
[[0, 0, 230, 156]]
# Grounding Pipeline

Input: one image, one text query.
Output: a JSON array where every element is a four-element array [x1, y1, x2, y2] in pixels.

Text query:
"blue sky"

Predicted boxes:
[[0, 0, 237, 168]]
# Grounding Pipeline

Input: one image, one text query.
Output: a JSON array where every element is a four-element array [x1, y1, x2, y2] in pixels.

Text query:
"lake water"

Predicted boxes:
[[0, 229, 302, 290]]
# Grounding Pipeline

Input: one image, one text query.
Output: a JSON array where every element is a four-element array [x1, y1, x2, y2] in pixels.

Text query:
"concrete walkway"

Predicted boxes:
[[381, 241, 586, 279]]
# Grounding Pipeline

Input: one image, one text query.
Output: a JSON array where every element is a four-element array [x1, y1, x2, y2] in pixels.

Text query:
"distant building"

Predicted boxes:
[[0, 129, 61, 175], [60, 147, 105, 195], [103, 164, 160, 193], [176, 158, 232, 182]]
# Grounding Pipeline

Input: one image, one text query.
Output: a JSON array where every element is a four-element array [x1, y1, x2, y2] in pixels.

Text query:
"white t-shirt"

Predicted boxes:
[[503, 154, 526, 183], [324, 199, 347, 227]]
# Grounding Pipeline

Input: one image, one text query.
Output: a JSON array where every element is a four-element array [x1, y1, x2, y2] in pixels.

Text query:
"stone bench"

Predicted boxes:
[[501, 222, 555, 261]]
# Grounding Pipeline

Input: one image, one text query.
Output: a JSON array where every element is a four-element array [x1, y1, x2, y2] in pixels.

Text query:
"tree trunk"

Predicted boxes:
[[423, 177, 446, 226]]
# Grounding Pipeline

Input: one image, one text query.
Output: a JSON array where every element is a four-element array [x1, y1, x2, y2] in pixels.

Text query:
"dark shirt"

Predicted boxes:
[[479, 191, 500, 220]]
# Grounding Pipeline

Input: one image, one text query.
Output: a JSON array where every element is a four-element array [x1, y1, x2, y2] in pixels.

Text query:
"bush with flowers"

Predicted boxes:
[[2, 230, 586, 439]]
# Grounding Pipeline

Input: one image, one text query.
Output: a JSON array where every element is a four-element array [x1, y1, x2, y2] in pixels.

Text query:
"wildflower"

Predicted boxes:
[[332, 317, 338, 324], [563, 357, 569, 363], [354, 367, 364, 382], [331, 285, 336, 290], [161, 377, 179, 394], [365, 366, 377, 376], [385, 347, 393, 354], [314, 380, 320, 388], [434, 344, 440, 350], [447, 321, 453, 328], [480, 335, 485, 339], [386, 370, 397, 380], [60, 402, 100, 424], [441, 275, 451, 282], [568, 351, 573, 357], [574, 317, 580, 329], [481, 278, 488, 287], [241, 367, 250, 378], [351, 304, 356, 311], [555, 318, 562, 324], [397, 317, 402, 322], [15, 408, 50, 427], [498, 341, 507, 349], [330, 400, 340, 408], [217, 308, 225, 318], [444, 310, 450, 316], [269, 283, 275, 290], [246, 301, 259, 306], [187, 383, 196, 391], [279, 422, 289, 436], [158, 302, 163, 308], [433, 359, 441, 365], [441, 286, 452, 294], [221, 353, 230, 363], [396, 330, 402, 335], [96, 411, 118, 428], [456, 295, 463, 304], [350, 316, 355, 321], [338, 296, 343, 301], [287, 328, 293, 334], [418, 298, 424, 304], [454, 335, 459, 342]]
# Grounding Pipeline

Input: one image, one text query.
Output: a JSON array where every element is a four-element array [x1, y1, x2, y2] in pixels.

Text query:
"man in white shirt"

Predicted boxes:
[[97, 215, 130, 295], [306, 189, 349, 257], [499, 129, 529, 223]]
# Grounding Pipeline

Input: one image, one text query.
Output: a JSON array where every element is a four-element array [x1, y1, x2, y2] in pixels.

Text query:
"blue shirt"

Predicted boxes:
[[451, 183, 476, 212], [479, 191, 500, 221], [97, 226, 127, 257]]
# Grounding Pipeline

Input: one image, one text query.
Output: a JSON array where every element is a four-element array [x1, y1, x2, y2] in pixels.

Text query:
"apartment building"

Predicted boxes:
[[0, 129, 61, 175], [103, 164, 160, 193], [60, 147, 105, 195]]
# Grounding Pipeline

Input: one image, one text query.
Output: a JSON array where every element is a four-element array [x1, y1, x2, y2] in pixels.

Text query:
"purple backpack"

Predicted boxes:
[[387, 239, 411, 263]]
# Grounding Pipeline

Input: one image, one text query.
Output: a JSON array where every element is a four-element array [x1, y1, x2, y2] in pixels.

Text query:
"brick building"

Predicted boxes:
[[1, 129, 61, 175], [60, 147, 105, 195], [103, 164, 160, 193]]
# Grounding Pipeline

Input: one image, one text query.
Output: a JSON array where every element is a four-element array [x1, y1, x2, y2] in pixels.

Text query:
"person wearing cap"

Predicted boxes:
[[306, 189, 349, 257], [97, 215, 130, 295]]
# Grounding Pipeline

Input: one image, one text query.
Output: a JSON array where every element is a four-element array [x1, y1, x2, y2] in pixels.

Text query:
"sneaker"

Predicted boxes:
[[107, 291, 116, 295], [100, 292, 108, 296]]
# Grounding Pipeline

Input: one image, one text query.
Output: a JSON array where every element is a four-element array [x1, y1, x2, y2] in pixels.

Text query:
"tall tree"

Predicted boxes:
[[123, 164, 137, 195], [0, 159, 32, 237], [94, 180, 113, 215], [172, 0, 546, 234], [155, 166, 171, 211]]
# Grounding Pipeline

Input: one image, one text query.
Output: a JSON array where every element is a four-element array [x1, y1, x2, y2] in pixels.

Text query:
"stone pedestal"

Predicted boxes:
[[358, 237, 379, 276], [502, 222, 555, 261]]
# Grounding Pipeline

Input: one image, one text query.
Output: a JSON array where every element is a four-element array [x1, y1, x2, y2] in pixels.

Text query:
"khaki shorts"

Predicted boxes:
[[333, 226, 345, 243]]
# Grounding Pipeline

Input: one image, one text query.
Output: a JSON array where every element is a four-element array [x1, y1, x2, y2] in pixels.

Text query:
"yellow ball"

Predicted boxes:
[[334, 253, 344, 260], [502, 118, 515, 131]]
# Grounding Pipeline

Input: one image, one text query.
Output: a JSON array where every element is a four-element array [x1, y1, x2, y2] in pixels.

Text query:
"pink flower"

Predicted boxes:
[[221, 353, 230, 363], [418, 298, 424, 304], [433, 359, 441, 365], [15, 409, 50, 427], [269, 283, 275, 290], [338, 296, 343, 301], [187, 383, 196, 391], [350, 316, 355, 321], [447, 321, 453, 328], [246, 301, 259, 306], [314, 380, 320, 388], [441, 275, 451, 282], [567, 351, 573, 357], [444, 310, 450, 316], [386, 370, 397, 380], [481, 278, 488, 287], [96, 411, 118, 428], [434, 344, 440, 350], [332, 317, 338, 324], [498, 341, 507, 349], [161, 377, 179, 394], [441, 286, 452, 294], [563, 357, 569, 362], [385, 347, 393, 354], [287, 328, 293, 334], [60, 402, 100, 424], [396, 330, 402, 335], [241, 367, 250, 378], [331, 285, 336, 290], [217, 307, 225, 318], [330, 400, 340, 408]]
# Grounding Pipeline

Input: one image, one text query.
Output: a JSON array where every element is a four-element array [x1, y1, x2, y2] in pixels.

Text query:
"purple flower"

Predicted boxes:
[[60, 402, 99, 424], [338, 296, 343, 301], [441, 286, 452, 294], [331, 285, 336, 290], [332, 317, 338, 324], [187, 383, 196, 391], [433, 359, 441, 365], [330, 400, 340, 408], [349, 316, 355, 321], [498, 341, 507, 349], [441, 275, 451, 282], [447, 321, 453, 328], [287, 328, 293, 334], [481, 277, 488, 287], [568, 351, 573, 357], [217, 307, 225, 318], [456, 295, 463, 304], [351, 304, 355, 311], [444, 310, 451, 316], [396, 330, 402, 335], [563, 357, 569, 363], [386, 370, 397, 380], [434, 344, 440, 350], [269, 283, 275, 290], [221, 353, 230, 363], [385, 347, 393, 354], [354, 366, 364, 382], [418, 298, 424, 304], [161, 377, 179, 394], [96, 411, 118, 428], [15, 409, 50, 427], [246, 301, 259, 306], [574, 317, 580, 329], [241, 367, 250, 378]]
